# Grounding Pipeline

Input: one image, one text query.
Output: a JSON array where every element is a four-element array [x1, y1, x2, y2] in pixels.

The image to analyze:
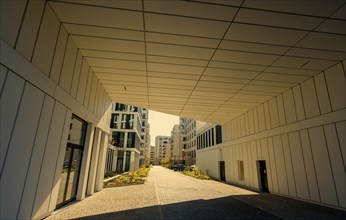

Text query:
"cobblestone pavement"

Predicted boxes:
[[47, 166, 345, 220]]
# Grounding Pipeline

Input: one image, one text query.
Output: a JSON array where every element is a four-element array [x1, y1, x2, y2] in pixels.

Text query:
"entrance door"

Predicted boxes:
[[56, 115, 87, 208], [219, 161, 226, 181], [257, 160, 269, 192]]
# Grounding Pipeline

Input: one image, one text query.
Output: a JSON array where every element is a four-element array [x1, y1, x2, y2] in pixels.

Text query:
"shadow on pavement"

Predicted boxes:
[[70, 194, 345, 220]]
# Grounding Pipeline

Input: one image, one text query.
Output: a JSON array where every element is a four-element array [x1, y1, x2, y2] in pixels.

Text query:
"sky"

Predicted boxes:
[[148, 110, 179, 146]]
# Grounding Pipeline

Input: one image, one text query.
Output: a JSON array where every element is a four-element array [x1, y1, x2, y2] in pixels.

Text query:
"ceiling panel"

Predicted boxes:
[[49, 1, 143, 29], [243, 0, 344, 17], [296, 32, 346, 52], [219, 40, 289, 55], [147, 55, 209, 67], [272, 56, 338, 71], [146, 32, 219, 48], [71, 35, 145, 54], [146, 42, 214, 59], [225, 23, 307, 46], [213, 49, 279, 65], [208, 61, 267, 72], [285, 48, 346, 61], [81, 49, 145, 61], [58, 0, 143, 10], [48, 0, 346, 124], [145, 13, 229, 38], [144, 0, 237, 21], [235, 8, 323, 30], [63, 23, 144, 41], [85, 57, 146, 70], [147, 63, 204, 75]]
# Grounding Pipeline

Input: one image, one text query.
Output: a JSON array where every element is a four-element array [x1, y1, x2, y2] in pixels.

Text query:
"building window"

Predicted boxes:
[[216, 125, 222, 144], [115, 103, 128, 111], [110, 113, 119, 129], [211, 128, 215, 145], [112, 131, 125, 147], [238, 160, 244, 181], [127, 132, 136, 148], [121, 114, 134, 129], [208, 130, 211, 147], [130, 106, 138, 112]]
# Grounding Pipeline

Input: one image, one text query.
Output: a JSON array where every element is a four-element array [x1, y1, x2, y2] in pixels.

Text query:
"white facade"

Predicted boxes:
[[179, 117, 206, 165], [197, 62, 346, 210], [154, 136, 170, 165], [170, 124, 184, 164]]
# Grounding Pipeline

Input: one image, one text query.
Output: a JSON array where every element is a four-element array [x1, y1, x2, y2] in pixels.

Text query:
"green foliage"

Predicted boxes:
[[104, 167, 151, 187], [181, 166, 211, 180]]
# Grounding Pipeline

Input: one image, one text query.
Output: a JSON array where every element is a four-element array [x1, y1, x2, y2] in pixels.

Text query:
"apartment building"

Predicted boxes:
[[139, 109, 150, 166], [107, 103, 143, 172], [179, 117, 206, 165], [149, 145, 156, 165], [154, 136, 170, 165]]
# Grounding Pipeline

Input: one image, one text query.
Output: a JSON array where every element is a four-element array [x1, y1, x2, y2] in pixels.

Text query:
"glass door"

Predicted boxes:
[[56, 115, 87, 208]]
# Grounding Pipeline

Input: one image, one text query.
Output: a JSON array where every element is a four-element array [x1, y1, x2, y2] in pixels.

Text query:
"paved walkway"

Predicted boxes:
[[47, 166, 345, 220]]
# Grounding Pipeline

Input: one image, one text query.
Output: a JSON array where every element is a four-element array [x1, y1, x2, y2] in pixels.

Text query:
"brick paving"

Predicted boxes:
[[46, 166, 345, 220]]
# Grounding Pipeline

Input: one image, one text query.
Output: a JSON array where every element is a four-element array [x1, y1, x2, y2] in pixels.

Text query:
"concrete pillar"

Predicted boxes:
[[86, 128, 102, 196], [95, 132, 109, 192], [130, 151, 135, 171], [76, 123, 95, 200], [112, 149, 117, 171]]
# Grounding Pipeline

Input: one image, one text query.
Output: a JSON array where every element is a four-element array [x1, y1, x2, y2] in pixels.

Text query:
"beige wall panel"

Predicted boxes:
[[88, 76, 98, 112], [260, 138, 273, 192], [283, 90, 297, 124], [257, 105, 266, 131], [240, 115, 246, 137], [264, 102, 272, 129], [324, 124, 346, 208], [59, 38, 78, 93], [300, 129, 320, 202], [256, 140, 262, 159], [288, 132, 309, 200], [18, 95, 54, 219], [97, 88, 105, 118], [93, 82, 101, 114], [301, 78, 320, 118], [0, 84, 44, 220], [76, 60, 89, 104], [70, 51, 83, 98], [248, 109, 255, 134], [84, 69, 93, 107], [32, 5, 60, 76], [32, 102, 67, 219], [269, 98, 280, 128], [324, 63, 346, 111], [16, 0, 46, 60], [293, 85, 306, 121], [243, 143, 251, 186], [282, 134, 296, 197], [0, 0, 27, 47], [273, 135, 289, 195], [50, 26, 68, 84], [0, 71, 25, 173], [253, 108, 260, 132], [233, 119, 239, 139], [276, 95, 287, 126], [48, 109, 72, 212], [0, 65, 7, 91], [314, 73, 332, 114], [244, 112, 249, 136], [267, 137, 279, 193], [250, 141, 259, 188], [308, 126, 338, 206], [246, 142, 256, 188], [335, 121, 346, 168]]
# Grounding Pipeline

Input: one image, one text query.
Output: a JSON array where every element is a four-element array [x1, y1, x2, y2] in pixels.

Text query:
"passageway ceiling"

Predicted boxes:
[[48, 0, 346, 124]]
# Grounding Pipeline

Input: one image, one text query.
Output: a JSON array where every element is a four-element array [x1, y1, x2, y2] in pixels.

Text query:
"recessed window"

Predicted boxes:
[[238, 160, 244, 181]]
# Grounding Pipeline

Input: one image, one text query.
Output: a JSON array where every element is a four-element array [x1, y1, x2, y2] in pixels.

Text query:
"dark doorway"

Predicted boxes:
[[219, 161, 226, 181], [56, 115, 87, 208], [257, 160, 269, 192]]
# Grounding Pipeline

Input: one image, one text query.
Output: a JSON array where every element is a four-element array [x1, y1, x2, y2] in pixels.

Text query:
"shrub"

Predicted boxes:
[[104, 167, 151, 187]]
